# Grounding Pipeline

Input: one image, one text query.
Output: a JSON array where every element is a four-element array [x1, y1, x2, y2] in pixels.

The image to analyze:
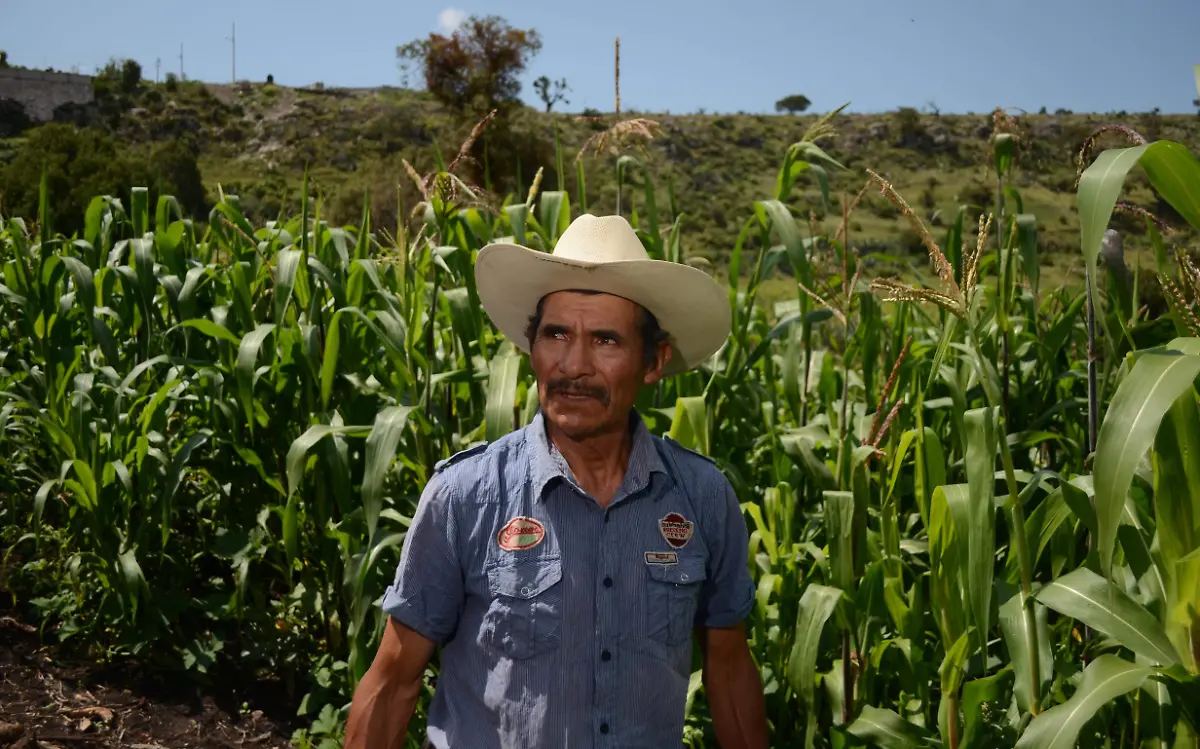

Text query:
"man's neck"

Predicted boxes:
[[545, 412, 634, 508]]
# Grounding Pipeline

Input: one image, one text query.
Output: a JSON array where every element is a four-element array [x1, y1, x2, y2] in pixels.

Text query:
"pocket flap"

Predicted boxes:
[[647, 555, 707, 584], [487, 554, 562, 599]]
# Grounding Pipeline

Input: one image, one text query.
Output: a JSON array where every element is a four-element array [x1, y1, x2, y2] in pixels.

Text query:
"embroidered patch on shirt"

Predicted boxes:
[[497, 516, 546, 551], [645, 551, 679, 565], [659, 512, 694, 548]]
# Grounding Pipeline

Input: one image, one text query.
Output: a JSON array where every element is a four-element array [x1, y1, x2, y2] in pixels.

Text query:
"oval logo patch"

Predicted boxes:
[[659, 512, 694, 548], [497, 516, 545, 551]]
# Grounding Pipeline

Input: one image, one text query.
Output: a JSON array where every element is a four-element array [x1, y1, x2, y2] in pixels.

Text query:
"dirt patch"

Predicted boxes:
[[0, 616, 296, 749]]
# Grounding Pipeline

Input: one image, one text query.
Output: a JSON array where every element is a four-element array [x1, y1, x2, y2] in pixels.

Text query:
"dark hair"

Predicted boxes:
[[524, 290, 671, 368]]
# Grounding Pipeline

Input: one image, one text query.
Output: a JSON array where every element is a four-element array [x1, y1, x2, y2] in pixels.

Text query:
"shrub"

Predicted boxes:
[[0, 97, 32, 138], [0, 124, 205, 235]]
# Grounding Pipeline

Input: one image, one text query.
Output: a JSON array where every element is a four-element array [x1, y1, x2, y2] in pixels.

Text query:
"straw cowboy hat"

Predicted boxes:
[[474, 213, 731, 376]]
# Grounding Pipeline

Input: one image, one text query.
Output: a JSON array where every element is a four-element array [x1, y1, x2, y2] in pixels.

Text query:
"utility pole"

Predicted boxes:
[[155, 57, 161, 83], [179, 42, 185, 80], [227, 23, 236, 82]]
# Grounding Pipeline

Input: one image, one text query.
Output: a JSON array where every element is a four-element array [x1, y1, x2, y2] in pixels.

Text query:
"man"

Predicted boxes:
[[345, 214, 768, 748]]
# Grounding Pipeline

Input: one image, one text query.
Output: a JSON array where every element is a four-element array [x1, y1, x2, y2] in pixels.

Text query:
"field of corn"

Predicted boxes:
[[3, 104, 1200, 749]]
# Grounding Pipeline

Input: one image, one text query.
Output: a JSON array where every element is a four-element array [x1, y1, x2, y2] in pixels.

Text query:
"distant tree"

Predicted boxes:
[[1038, 106, 1047, 114], [120, 59, 142, 95], [774, 94, 811, 114], [533, 75, 569, 112], [1194, 97, 1200, 115], [0, 51, 8, 68], [165, 72, 178, 92], [396, 15, 542, 114], [266, 73, 274, 85], [895, 106, 923, 144]]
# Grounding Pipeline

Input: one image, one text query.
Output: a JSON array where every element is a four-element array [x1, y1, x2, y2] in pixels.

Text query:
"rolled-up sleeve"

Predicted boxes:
[[380, 472, 464, 645], [695, 477, 756, 629]]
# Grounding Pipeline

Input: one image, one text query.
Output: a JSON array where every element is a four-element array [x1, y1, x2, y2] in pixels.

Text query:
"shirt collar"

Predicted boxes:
[[527, 408, 668, 503]]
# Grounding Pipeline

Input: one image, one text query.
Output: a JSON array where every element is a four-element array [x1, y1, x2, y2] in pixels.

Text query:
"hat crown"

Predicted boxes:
[[551, 214, 648, 263]]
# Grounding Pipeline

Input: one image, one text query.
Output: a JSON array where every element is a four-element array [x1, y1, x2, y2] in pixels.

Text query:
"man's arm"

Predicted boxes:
[[346, 471, 465, 748], [344, 617, 436, 749], [697, 623, 768, 749]]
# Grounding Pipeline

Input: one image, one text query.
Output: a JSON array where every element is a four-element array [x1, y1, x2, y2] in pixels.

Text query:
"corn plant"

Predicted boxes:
[[3, 113, 1200, 749]]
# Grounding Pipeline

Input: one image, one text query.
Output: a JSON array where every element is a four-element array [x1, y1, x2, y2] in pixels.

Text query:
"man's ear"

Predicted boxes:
[[643, 340, 673, 385]]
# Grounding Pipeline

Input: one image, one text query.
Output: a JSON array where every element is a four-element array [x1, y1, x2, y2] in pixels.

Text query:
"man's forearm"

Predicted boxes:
[[344, 670, 422, 749], [704, 650, 769, 749]]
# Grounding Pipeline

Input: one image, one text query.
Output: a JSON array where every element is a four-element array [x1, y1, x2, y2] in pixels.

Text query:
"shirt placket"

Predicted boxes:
[[594, 502, 619, 748]]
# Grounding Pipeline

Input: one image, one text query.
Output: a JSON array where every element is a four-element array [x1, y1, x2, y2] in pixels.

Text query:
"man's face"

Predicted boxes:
[[530, 291, 671, 440]]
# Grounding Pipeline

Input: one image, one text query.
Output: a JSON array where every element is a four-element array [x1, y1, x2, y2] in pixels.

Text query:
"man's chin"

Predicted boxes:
[[544, 404, 610, 437]]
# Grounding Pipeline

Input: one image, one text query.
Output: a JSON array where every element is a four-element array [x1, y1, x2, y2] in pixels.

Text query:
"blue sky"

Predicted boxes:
[[2, 0, 1197, 115]]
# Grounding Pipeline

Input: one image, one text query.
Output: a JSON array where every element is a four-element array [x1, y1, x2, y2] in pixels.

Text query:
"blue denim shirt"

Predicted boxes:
[[380, 409, 756, 749]]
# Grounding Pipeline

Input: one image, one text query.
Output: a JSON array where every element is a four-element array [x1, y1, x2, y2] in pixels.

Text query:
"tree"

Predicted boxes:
[[774, 94, 811, 114], [0, 51, 9, 68], [120, 59, 142, 94], [0, 124, 206, 236], [533, 76, 569, 112], [396, 15, 542, 114]]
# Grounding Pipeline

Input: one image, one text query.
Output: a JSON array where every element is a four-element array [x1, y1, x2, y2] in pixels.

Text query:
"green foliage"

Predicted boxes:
[[396, 15, 543, 115], [0, 97, 32, 138], [775, 95, 812, 115], [4, 107, 1200, 749], [533, 75, 569, 112], [0, 124, 206, 235]]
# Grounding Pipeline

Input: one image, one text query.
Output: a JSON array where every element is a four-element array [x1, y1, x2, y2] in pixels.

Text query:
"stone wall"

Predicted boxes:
[[0, 68, 94, 122]]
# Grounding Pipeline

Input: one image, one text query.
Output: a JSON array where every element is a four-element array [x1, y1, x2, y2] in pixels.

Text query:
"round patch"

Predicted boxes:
[[659, 512, 694, 549], [497, 516, 546, 551]]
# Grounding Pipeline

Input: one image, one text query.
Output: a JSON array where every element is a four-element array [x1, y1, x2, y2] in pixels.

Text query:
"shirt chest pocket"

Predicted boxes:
[[645, 556, 707, 645], [480, 554, 564, 659]]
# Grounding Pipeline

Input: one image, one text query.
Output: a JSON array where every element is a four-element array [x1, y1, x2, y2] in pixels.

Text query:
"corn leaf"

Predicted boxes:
[[1034, 567, 1179, 666], [846, 705, 929, 749], [1014, 655, 1151, 749], [964, 406, 998, 643], [1150, 385, 1200, 672], [1093, 343, 1200, 577], [485, 346, 522, 443], [1000, 586, 1053, 715], [361, 406, 415, 541], [787, 583, 844, 709]]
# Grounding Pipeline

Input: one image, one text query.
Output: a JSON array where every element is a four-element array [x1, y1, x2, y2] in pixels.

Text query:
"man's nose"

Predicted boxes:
[[558, 336, 594, 376]]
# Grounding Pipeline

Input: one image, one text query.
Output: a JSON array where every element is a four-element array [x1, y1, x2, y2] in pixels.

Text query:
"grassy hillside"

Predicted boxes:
[[5, 76, 1198, 289]]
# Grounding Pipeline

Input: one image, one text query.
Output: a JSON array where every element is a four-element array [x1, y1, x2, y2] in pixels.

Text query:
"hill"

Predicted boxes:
[[3, 75, 1197, 289]]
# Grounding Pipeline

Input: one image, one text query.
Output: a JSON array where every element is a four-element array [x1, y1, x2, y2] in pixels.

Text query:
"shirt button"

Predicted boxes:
[[521, 586, 531, 595], [601, 649, 611, 661], [600, 723, 610, 734], [603, 577, 613, 588]]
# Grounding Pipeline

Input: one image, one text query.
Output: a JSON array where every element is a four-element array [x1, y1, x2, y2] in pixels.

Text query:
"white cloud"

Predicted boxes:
[[437, 8, 467, 34]]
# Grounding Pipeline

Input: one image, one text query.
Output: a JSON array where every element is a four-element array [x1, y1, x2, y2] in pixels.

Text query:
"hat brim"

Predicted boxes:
[[474, 242, 731, 376]]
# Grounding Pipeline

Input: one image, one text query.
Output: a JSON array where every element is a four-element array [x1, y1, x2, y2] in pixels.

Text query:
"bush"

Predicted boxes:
[[121, 59, 142, 95], [0, 124, 206, 235], [145, 137, 208, 218], [165, 73, 179, 92], [0, 97, 32, 138]]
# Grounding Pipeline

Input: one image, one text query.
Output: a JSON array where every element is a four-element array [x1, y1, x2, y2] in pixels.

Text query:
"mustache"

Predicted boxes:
[[547, 379, 610, 404]]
